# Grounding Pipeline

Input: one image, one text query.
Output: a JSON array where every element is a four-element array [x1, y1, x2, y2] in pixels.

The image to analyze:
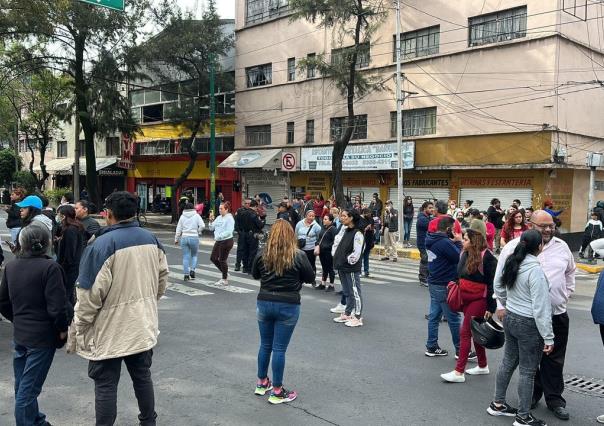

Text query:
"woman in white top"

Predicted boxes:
[[175, 202, 205, 281], [208, 201, 235, 286], [294, 211, 322, 282]]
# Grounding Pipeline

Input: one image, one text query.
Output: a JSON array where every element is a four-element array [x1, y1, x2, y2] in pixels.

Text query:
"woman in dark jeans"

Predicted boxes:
[[0, 222, 71, 426], [252, 219, 315, 404], [488, 230, 554, 426], [315, 213, 338, 291], [208, 201, 235, 286], [56, 205, 85, 305], [403, 196, 414, 247]]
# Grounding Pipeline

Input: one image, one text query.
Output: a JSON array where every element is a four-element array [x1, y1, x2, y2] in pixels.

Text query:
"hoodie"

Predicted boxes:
[[494, 254, 554, 345], [175, 209, 205, 241], [425, 232, 462, 285], [33, 213, 54, 233]]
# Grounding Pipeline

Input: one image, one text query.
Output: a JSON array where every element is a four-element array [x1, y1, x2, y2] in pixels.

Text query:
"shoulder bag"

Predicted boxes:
[[298, 224, 313, 249], [314, 225, 333, 255]]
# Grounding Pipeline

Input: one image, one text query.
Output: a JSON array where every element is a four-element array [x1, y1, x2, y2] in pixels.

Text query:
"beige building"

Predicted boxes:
[[231, 0, 604, 231]]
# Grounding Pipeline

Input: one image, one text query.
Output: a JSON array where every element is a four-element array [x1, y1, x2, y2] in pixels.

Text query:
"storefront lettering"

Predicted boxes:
[[403, 179, 449, 187], [459, 178, 532, 187]]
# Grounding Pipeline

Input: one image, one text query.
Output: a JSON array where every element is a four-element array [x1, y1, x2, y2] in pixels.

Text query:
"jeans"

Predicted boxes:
[[403, 218, 412, 242], [362, 249, 370, 274], [10, 227, 21, 245], [256, 300, 300, 387], [418, 248, 429, 283], [339, 271, 362, 318], [88, 350, 156, 426], [211, 238, 234, 279], [181, 236, 199, 274], [494, 311, 544, 417], [426, 284, 461, 351], [13, 343, 56, 426], [455, 298, 488, 373], [533, 312, 569, 409]]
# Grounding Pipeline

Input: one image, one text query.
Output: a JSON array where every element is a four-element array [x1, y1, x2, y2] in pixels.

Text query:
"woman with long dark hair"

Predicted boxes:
[[402, 196, 414, 247], [500, 209, 528, 248], [487, 230, 554, 425], [252, 219, 315, 404], [56, 205, 85, 305], [209, 201, 235, 286], [314, 213, 337, 291], [440, 228, 497, 383]]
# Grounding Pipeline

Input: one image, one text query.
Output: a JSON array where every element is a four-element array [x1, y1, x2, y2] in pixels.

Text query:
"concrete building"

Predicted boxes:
[[231, 0, 604, 231]]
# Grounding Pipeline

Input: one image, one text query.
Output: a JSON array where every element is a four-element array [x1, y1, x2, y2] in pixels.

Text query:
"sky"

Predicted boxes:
[[174, 0, 235, 19]]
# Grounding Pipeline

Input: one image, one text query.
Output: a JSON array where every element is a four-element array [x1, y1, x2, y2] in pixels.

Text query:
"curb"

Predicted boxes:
[[372, 245, 420, 260], [576, 263, 604, 274]]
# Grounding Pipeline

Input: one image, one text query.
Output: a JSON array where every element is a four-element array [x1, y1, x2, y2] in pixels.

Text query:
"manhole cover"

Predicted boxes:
[[564, 375, 604, 398]]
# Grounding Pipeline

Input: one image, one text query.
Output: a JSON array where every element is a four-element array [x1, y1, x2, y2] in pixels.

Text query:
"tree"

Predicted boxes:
[[0, 0, 150, 205], [0, 148, 21, 185], [144, 0, 234, 221], [289, 0, 387, 207]]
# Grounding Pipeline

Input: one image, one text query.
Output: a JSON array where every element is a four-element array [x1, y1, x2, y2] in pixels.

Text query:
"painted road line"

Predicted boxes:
[[169, 267, 256, 292], [167, 282, 213, 297]]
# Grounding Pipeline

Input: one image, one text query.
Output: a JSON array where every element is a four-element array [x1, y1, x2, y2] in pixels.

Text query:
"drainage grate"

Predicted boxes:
[[564, 375, 604, 398]]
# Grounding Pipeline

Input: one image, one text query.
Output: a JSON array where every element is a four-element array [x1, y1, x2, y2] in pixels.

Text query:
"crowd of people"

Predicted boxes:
[[1, 187, 604, 425]]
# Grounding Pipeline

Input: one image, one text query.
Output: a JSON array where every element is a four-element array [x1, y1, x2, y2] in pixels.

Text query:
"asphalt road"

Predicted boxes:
[[0, 218, 603, 426]]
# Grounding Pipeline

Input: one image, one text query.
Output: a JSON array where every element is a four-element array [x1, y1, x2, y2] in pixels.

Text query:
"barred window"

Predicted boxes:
[[331, 43, 370, 69], [246, 64, 272, 88], [245, 125, 271, 146], [393, 26, 440, 61], [287, 58, 296, 81], [305, 120, 314, 144], [330, 115, 368, 141], [307, 53, 316, 78], [246, 0, 290, 25], [390, 108, 437, 137], [287, 122, 295, 144], [469, 6, 527, 47]]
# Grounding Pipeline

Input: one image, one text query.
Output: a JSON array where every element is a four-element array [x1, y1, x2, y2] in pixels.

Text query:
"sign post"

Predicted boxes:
[[77, 0, 125, 11]]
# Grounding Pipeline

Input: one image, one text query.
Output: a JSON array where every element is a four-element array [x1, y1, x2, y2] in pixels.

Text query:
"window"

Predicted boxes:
[[394, 26, 440, 61], [142, 104, 163, 123], [135, 140, 175, 156], [246, 0, 290, 25], [305, 120, 314, 144], [332, 43, 370, 69], [191, 136, 236, 153], [287, 57, 296, 81], [307, 53, 316, 78], [57, 141, 67, 158], [469, 6, 527, 47], [390, 107, 437, 137], [105, 137, 120, 157], [286, 122, 295, 144], [246, 63, 272, 87], [330, 115, 368, 141], [245, 125, 271, 146]]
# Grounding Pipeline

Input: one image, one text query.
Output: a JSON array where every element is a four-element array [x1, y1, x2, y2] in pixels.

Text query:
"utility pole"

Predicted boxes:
[[395, 0, 404, 244], [587, 152, 602, 219], [209, 54, 216, 214], [73, 112, 80, 199]]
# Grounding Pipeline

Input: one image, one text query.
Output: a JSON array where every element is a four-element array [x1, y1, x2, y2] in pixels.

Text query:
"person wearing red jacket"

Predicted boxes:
[[428, 200, 462, 234]]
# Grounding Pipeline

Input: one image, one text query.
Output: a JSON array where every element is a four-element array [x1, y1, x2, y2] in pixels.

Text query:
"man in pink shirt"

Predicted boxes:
[[494, 210, 575, 421]]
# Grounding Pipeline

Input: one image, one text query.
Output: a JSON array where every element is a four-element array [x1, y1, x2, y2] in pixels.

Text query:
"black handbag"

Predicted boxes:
[[298, 225, 313, 249]]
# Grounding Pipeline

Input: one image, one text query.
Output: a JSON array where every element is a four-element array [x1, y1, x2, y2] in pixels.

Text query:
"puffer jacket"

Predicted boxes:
[[175, 209, 205, 241], [6, 202, 21, 229], [592, 272, 604, 325], [67, 221, 169, 361]]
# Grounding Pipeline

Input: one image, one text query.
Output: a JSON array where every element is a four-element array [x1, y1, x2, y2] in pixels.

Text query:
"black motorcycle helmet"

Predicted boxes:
[[471, 317, 505, 350]]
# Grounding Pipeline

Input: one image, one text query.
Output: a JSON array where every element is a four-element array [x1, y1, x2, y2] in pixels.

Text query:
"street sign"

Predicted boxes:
[[282, 152, 296, 171], [78, 0, 124, 11]]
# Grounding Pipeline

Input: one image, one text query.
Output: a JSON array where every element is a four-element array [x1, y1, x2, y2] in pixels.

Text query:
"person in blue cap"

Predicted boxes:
[[14, 195, 54, 252]]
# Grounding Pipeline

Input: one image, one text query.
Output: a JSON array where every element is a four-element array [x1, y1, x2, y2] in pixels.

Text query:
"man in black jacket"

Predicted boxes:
[[234, 198, 252, 271], [238, 200, 264, 274], [75, 200, 101, 243]]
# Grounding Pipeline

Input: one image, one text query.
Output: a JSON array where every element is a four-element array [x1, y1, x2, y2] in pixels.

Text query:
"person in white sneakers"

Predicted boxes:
[[175, 202, 205, 281], [331, 209, 365, 327]]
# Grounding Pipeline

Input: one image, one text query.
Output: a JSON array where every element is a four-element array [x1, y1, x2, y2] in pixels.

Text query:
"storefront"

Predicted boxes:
[[457, 177, 534, 212]]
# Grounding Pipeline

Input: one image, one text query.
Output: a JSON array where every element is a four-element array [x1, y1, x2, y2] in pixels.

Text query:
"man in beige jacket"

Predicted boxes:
[[68, 191, 169, 426]]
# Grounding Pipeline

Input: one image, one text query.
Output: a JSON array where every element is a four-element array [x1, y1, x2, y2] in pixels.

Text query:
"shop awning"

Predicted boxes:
[[33, 157, 119, 175], [218, 149, 282, 170]]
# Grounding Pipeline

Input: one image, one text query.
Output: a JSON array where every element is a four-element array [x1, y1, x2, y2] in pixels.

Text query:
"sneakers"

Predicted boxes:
[[425, 347, 448, 357], [234, 265, 241, 272], [466, 365, 489, 375], [455, 350, 477, 360], [254, 379, 273, 396], [380, 257, 390, 261], [440, 370, 465, 383], [315, 283, 326, 290], [333, 313, 354, 323], [345, 317, 363, 327], [597, 414, 604, 424], [184, 275, 190, 281], [325, 285, 335, 293], [363, 272, 370, 277], [215, 279, 228, 286], [330, 303, 346, 314], [513, 413, 547, 426], [268, 388, 297, 405], [487, 401, 517, 417], [189, 270, 195, 279]]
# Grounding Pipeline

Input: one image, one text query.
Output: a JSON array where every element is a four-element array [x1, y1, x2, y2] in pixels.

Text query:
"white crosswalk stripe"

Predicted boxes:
[[168, 266, 255, 293], [167, 282, 213, 297]]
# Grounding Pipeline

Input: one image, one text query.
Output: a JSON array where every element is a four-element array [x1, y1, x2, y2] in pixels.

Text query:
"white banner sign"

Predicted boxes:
[[301, 142, 414, 171]]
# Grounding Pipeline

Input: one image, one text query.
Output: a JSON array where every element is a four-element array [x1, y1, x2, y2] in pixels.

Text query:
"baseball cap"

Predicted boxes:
[[16, 195, 43, 210]]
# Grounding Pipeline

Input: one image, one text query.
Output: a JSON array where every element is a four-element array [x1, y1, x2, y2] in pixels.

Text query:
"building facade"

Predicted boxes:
[[233, 0, 604, 231]]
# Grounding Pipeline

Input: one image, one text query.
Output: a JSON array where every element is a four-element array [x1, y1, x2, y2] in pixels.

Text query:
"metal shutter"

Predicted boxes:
[[458, 188, 533, 212], [246, 183, 286, 225], [388, 187, 450, 241]]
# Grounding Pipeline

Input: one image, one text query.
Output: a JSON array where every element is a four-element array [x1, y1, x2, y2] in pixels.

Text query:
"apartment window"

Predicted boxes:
[[330, 115, 368, 141], [246, 63, 272, 87], [245, 125, 271, 146], [246, 0, 290, 25], [135, 139, 176, 156], [286, 122, 295, 144], [287, 57, 296, 81], [142, 104, 163, 123], [307, 53, 316, 78], [391, 108, 437, 137], [105, 137, 120, 156], [394, 26, 440, 61], [191, 136, 235, 153], [469, 6, 527, 47], [332, 43, 370, 69], [57, 140, 67, 158], [305, 120, 314, 144]]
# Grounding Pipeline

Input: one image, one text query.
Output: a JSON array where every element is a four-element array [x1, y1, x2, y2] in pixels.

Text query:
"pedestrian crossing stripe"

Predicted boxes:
[[168, 267, 255, 293], [167, 282, 213, 297]]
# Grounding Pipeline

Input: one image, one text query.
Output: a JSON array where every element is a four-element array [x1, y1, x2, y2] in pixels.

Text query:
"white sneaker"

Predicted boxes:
[[215, 279, 226, 286], [466, 366, 490, 375], [330, 303, 346, 314], [345, 317, 363, 327], [440, 370, 465, 383]]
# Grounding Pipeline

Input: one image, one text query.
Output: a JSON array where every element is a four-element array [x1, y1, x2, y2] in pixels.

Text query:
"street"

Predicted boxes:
[[0, 222, 603, 426]]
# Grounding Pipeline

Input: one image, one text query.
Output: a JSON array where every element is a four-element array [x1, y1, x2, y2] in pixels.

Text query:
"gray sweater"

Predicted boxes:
[[494, 255, 554, 345]]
